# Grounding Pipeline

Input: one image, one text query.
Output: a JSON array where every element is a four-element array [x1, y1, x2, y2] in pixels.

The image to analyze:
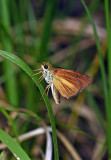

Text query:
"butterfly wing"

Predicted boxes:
[[69, 71, 92, 92], [53, 69, 81, 98], [53, 68, 92, 98]]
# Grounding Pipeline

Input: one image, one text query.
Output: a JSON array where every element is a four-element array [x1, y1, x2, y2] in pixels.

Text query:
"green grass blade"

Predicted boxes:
[[105, 0, 111, 113], [39, 0, 59, 58], [0, 50, 59, 160], [80, 0, 109, 109], [0, 129, 31, 160], [0, 0, 18, 107], [0, 106, 18, 138], [0, 151, 4, 160], [105, 0, 111, 157], [81, 0, 111, 158], [27, 0, 37, 35]]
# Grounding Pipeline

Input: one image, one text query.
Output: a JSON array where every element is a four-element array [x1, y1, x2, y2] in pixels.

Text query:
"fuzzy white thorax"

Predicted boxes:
[[42, 66, 53, 84]]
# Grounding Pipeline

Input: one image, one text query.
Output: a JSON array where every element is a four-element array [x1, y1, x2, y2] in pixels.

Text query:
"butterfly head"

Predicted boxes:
[[41, 62, 54, 83], [41, 62, 54, 72]]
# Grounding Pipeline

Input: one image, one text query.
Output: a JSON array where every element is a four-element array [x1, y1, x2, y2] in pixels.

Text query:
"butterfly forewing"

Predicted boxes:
[[53, 68, 92, 98]]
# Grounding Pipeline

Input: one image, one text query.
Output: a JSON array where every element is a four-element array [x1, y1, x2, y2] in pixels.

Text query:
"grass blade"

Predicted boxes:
[[0, 0, 18, 107], [105, 0, 111, 157], [0, 129, 31, 160], [39, 0, 59, 58], [0, 151, 4, 160], [81, 0, 111, 158], [0, 50, 59, 160]]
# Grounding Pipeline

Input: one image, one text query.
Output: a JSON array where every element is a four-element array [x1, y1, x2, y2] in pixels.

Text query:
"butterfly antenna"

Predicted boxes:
[[38, 48, 46, 62]]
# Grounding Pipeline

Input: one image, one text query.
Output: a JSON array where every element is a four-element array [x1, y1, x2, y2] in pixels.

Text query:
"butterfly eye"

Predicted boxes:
[[44, 65, 48, 69]]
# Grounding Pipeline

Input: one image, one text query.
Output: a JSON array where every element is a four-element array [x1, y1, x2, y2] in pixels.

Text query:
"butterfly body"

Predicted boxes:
[[36, 62, 92, 104], [42, 64, 54, 84]]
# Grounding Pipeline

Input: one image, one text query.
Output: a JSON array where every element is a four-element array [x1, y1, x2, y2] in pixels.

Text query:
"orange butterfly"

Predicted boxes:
[[34, 62, 92, 104]]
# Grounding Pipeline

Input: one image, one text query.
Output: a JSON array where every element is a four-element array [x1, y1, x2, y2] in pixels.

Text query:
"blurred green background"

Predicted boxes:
[[0, 0, 110, 159]]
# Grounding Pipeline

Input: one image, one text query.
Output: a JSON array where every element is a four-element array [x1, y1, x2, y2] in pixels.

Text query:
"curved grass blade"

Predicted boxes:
[[0, 50, 59, 160]]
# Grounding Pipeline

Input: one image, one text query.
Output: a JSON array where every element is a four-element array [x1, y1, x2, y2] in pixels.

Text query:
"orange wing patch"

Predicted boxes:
[[53, 68, 92, 98], [53, 73, 81, 98]]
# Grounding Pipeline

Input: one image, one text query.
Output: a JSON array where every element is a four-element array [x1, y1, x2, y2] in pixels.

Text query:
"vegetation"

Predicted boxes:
[[0, 0, 110, 159]]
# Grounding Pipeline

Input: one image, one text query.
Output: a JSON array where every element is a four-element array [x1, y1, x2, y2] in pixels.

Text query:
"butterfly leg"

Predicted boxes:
[[40, 83, 52, 100], [35, 72, 47, 85], [32, 71, 42, 76], [32, 68, 42, 71], [37, 75, 44, 84], [46, 82, 52, 96]]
